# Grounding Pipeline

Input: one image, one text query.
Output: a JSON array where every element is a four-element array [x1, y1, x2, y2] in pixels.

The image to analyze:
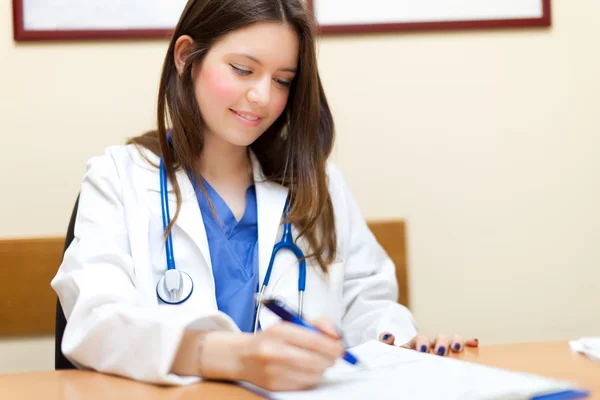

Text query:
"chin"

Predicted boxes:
[[224, 130, 265, 147]]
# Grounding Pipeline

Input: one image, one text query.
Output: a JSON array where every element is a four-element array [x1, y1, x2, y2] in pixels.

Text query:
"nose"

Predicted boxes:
[[247, 77, 271, 107]]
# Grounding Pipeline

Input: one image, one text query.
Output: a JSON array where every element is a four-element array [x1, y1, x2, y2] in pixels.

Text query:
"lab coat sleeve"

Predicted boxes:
[[51, 150, 238, 386], [327, 163, 418, 347]]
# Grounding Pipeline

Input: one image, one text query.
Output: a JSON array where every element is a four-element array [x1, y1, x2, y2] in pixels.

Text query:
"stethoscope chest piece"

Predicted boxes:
[[156, 269, 194, 305]]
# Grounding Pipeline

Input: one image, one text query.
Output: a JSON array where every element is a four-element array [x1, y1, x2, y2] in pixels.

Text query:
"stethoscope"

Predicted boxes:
[[155, 156, 195, 305], [156, 155, 307, 333]]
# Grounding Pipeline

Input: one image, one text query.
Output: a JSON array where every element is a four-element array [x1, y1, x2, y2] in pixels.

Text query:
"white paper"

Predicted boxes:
[[314, 0, 544, 26], [570, 337, 600, 364], [23, 0, 188, 30], [270, 341, 582, 400]]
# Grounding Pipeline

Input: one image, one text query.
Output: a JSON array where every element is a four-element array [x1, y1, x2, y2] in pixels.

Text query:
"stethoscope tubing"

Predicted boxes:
[[160, 156, 176, 271], [159, 154, 306, 331]]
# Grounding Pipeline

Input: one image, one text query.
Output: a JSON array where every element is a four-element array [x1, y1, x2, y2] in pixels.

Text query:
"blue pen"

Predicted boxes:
[[261, 298, 359, 365]]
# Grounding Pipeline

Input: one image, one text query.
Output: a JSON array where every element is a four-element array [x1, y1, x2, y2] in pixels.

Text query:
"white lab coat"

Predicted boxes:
[[51, 144, 417, 385]]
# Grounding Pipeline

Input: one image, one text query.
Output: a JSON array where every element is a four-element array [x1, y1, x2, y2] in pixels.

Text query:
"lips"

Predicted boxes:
[[234, 111, 260, 121], [230, 109, 263, 127], [230, 109, 262, 121]]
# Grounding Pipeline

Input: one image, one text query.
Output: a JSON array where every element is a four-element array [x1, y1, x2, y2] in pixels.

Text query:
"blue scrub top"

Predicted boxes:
[[192, 177, 259, 333]]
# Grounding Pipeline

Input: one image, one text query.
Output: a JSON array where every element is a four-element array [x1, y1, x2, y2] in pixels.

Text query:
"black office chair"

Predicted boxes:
[[55, 194, 79, 370]]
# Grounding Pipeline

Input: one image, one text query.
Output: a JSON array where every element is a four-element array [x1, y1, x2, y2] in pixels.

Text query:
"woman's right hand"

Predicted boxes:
[[234, 318, 345, 391]]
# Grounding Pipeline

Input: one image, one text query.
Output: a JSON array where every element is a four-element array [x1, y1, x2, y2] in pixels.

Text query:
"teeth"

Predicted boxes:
[[236, 111, 260, 121]]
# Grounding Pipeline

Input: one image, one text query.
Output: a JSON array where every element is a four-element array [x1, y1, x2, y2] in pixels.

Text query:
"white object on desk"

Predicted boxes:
[[269, 340, 585, 400], [570, 337, 600, 364]]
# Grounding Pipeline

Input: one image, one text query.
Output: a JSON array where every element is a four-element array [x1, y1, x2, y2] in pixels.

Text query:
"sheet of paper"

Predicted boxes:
[[270, 341, 582, 400], [570, 337, 600, 364]]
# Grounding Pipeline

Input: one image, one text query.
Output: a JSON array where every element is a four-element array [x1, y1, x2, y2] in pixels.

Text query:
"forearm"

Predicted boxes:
[[170, 329, 249, 380]]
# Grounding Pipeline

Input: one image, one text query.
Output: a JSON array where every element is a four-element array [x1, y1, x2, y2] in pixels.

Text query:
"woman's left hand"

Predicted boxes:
[[379, 332, 479, 356]]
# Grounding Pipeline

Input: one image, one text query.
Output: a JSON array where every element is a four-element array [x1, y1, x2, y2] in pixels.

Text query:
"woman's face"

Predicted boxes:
[[191, 22, 299, 148]]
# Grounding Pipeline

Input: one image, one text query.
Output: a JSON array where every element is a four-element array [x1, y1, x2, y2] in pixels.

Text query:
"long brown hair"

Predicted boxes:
[[129, 0, 336, 271]]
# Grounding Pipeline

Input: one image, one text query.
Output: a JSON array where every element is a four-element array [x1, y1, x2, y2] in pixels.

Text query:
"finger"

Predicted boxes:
[[378, 332, 395, 345], [433, 334, 450, 356], [259, 339, 335, 374], [261, 363, 323, 392], [465, 338, 479, 347], [450, 334, 464, 353], [414, 334, 431, 353], [399, 334, 429, 351], [271, 322, 344, 361], [311, 317, 343, 340]]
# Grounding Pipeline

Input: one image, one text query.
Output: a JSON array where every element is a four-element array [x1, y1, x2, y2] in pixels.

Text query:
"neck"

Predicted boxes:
[[197, 134, 252, 185]]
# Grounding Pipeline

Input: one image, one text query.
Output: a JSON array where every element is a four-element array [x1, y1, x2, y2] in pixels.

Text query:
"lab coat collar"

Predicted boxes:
[[135, 145, 289, 288], [250, 151, 289, 287], [135, 145, 211, 272]]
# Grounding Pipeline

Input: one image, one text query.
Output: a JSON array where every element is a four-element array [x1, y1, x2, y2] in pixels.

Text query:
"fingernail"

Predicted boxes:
[[454, 343, 461, 351], [437, 346, 446, 356], [382, 333, 392, 341], [420, 345, 427, 352]]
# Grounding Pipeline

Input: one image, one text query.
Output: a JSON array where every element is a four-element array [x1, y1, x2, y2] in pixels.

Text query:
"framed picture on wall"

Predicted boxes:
[[307, 0, 551, 34], [13, 0, 552, 42], [12, 0, 188, 41]]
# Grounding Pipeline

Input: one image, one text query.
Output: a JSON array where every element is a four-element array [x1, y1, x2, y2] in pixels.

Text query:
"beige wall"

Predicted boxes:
[[2, 0, 599, 373]]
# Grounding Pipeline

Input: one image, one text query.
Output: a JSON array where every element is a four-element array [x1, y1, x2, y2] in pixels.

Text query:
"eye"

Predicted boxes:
[[230, 64, 251, 76], [275, 78, 292, 88]]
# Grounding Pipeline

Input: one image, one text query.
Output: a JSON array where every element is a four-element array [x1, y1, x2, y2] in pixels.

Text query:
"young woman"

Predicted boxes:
[[52, 0, 477, 391]]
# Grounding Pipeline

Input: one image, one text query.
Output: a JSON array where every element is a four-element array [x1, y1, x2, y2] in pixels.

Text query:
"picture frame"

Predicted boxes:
[[12, 0, 188, 42], [307, 0, 551, 34], [13, 0, 552, 42]]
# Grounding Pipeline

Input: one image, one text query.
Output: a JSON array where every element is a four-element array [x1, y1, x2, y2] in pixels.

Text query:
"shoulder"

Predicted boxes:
[[324, 160, 359, 238], [85, 144, 159, 175], [324, 159, 371, 229], [325, 160, 351, 209], [325, 160, 344, 184], [79, 144, 160, 202]]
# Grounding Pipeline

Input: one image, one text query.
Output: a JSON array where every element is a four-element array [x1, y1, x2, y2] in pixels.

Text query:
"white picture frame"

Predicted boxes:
[[307, 0, 551, 34], [13, 0, 187, 41]]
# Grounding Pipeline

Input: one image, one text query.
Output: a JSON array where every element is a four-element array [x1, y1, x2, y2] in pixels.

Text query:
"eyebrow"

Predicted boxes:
[[232, 53, 297, 73]]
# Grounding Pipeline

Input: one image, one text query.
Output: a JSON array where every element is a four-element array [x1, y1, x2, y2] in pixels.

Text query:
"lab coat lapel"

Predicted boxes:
[[141, 147, 288, 288], [250, 152, 289, 287], [140, 151, 213, 273], [171, 169, 213, 272]]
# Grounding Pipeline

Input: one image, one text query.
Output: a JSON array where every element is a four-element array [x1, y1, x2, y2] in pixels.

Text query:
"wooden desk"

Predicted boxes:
[[1, 341, 598, 399]]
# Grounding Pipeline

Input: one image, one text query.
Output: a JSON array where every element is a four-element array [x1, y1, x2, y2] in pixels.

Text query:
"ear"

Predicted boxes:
[[173, 35, 195, 76]]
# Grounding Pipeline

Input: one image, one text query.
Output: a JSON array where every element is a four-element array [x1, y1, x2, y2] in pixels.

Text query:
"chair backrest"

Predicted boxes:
[[367, 221, 409, 307], [55, 195, 79, 370]]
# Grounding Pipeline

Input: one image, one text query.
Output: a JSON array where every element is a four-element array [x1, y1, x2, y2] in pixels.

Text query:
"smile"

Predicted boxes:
[[230, 109, 263, 127], [234, 111, 259, 121]]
